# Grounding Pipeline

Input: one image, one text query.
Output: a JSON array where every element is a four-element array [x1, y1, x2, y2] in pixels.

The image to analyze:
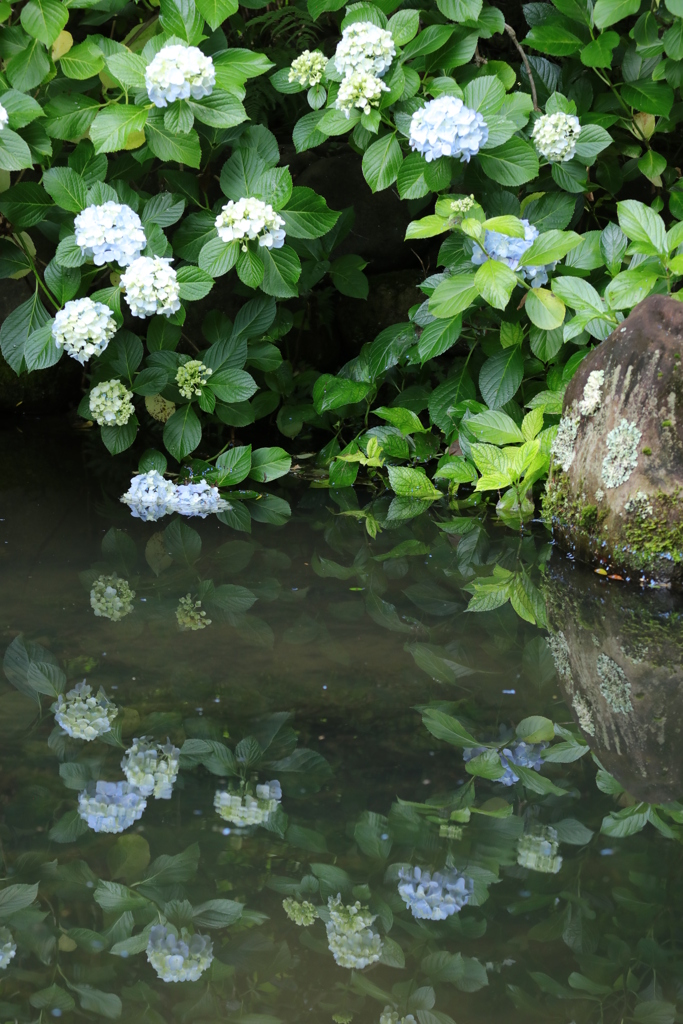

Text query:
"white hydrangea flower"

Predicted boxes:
[[283, 898, 318, 926], [121, 737, 180, 799], [450, 194, 475, 216], [176, 594, 211, 630], [334, 22, 395, 78], [120, 470, 177, 522], [409, 96, 488, 163], [52, 297, 117, 365], [517, 826, 562, 873], [214, 780, 282, 827], [176, 359, 212, 399], [0, 104, 8, 132], [336, 69, 389, 117], [145, 44, 215, 107], [380, 1010, 416, 1024], [289, 49, 327, 87], [173, 480, 230, 518], [579, 369, 604, 416], [78, 780, 147, 834], [215, 198, 286, 250], [532, 111, 581, 163], [470, 218, 553, 285], [90, 573, 135, 621], [0, 928, 16, 970], [146, 925, 213, 982], [74, 202, 146, 266], [326, 894, 383, 969], [53, 682, 117, 741], [551, 415, 580, 472], [120, 256, 181, 318], [89, 379, 134, 427], [397, 865, 473, 920]]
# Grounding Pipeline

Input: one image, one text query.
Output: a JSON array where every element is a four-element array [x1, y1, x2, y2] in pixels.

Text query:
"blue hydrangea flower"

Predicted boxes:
[[397, 865, 473, 920], [470, 219, 554, 286], [409, 96, 488, 163], [463, 741, 547, 786]]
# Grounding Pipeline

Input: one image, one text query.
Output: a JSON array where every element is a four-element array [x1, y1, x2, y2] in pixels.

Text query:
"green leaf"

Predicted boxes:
[[313, 374, 372, 413], [593, 0, 640, 28], [42, 167, 88, 212], [261, 245, 301, 299], [90, 105, 148, 154], [145, 110, 201, 168], [402, 24, 455, 58], [6, 38, 50, 91], [105, 50, 147, 89], [0, 238, 31, 276], [0, 89, 45, 131], [30, 986, 75, 1013], [374, 405, 427, 434], [209, 367, 258, 402], [437, 0, 482, 20], [473, 259, 517, 309], [362, 133, 403, 192], [0, 291, 50, 373], [101, 417, 138, 455], [573, 124, 613, 164], [163, 403, 202, 459], [0, 882, 39, 918], [463, 75, 506, 118], [24, 322, 61, 371], [621, 79, 673, 117], [421, 709, 478, 747], [192, 899, 243, 929], [281, 186, 339, 238], [236, 246, 264, 289], [429, 274, 480, 318], [388, 7, 420, 43], [617, 199, 667, 254], [20, 0, 67, 46], [0, 128, 33, 171], [479, 347, 524, 408], [56, 234, 86, 268], [388, 465, 441, 499], [522, 229, 582, 265], [418, 316, 462, 362], [187, 92, 247, 129], [194, 0, 238, 30], [249, 446, 292, 482], [60, 39, 105, 79], [69, 985, 122, 1020], [604, 269, 658, 310], [524, 21, 584, 56], [0, 182, 53, 226], [214, 445, 251, 485], [198, 237, 239, 277], [176, 265, 214, 301], [478, 137, 539, 186], [43, 94, 99, 140], [293, 110, 328, 153], [516, 715, 555, 742], [107, 834, 151, 882], [49, 810, 89, 843], [633, 1003, 676, 1024], [580, 31, 619, 67], [159, 0, 204, 44], [526, 287, 566, 330], [466, 409, 524, 444]]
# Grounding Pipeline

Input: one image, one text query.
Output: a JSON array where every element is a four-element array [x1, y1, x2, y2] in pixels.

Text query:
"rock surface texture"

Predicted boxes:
[[543, 294, 683, 584]]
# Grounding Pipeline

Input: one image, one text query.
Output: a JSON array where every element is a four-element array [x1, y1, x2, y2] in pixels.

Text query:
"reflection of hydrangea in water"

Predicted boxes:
[[90, 573, 135, 621], [120, 256, 181, 318], [0, 105, 8, 132], [463, 741, 547, 786], [336, 69, 389, 117], [551, 415, 579, 473], [0, 928, 16, 970], [215, 197, 286, 250], [145, 44, 215, 107], [89, 379, 134, 426], [214, 780, 282, 827], [120, 470, 177, 522], [397, 865, 473, 920], [173, 480, 229, 517], [409, 97, 488, 163], [532, 111, 581, 163], [52, 297, 117, 364], [289, 49, 326, 87], [176, 359, 212, 399], [326, 895, 383, 969], [176, 594, 211, 631], [334, 22, 395, 77], [146, 925, 213, 982], [471, 219, 553, 285], [380, 1010, 416, 1024], [579, 369, 604, 416], [53, 682, 117, 741], [602, 418, 641, 489], [121, 737, 180, 799], [78, 781, 146, 834], [74, 202, 146, 266], [283, 898, 318, 926], [517, 826, 562, 873]]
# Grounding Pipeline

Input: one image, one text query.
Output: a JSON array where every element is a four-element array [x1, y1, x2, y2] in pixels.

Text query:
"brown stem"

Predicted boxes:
[[504, 23, 540, 112]]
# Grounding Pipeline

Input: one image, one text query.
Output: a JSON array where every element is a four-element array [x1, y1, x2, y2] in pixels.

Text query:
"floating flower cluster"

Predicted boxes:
[[283, 898, 318, 926], [74, 202, 146, 266], [174, 480, 229, 517], [463, 740, 547, 786], [89, 380, 134, 427], [0, 104, 8, 132], [597, 653, 633, 713], [176, 359, 213, 399], [471, 218, 552, 285], [532, 111, 581, 163], [52, 297, 117, 364], [214, 781, 282, 827], [53, 682, 117, 741], [334, 22, 395, 77], [551, 415, 579, 472], [289, 49, 326, 87], [78, 780, 147, 834], [409, 96, 488, 163], [145, 44, 215, 107], [336, 69, 389, 117], [326, 895, 383, 970], [120, 471, 229, 521], [517, 826, 563, 873], [146, 925, 214, 982], [120, 256, 181, 318], [215, 197, 286, 250], [121, 737, 180, 799], [0, 929, 16, 970], [602, 417, 641, 489], [90, 573, 135, 621], [579, 369, 604, 416], [176, 594, 211, 631], [397, 865, 473, 920], [380, 1010, 417, 1024]]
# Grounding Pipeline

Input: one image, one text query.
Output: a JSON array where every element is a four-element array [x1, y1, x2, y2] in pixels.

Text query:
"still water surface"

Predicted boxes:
[[1, 421, 683, 1024]]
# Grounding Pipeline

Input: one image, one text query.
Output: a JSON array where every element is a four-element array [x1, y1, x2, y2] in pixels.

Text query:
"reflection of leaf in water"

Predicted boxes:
[[217, 539, 256, 573], [406, 643, 473, 684], [282, 613, 327, 645], [29, 984, 75, 1013], [163, 519, 201, 566], [68, 984, 122, 1020], [107, 834, 151, 883], [0, 690, 39, 734], [403, 583, 462, 617], [366, 592, 415, 634], [145, 532, 172, 576], [102, 527, 137, 576]]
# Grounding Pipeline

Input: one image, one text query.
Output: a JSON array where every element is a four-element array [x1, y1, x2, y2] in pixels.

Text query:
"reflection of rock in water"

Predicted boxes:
[[543, 560, 683, 802]]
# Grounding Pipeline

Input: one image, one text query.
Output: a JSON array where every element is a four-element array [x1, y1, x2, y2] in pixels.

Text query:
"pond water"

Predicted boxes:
[[2, 420, 683, 1024]]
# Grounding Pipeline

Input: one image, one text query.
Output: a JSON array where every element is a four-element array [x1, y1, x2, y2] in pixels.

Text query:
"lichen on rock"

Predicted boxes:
[[597, 653, 632, 714], [579, 370, 604, 416], [551, 415, 579, 472], [602, 418, 641, 489], [547, 631, 572, 685], [572, 692, 595, 735], [624, 491, 653, 517]]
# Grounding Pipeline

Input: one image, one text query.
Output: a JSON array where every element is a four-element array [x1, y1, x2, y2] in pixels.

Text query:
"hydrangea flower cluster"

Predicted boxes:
[[176, 360, 213, 399], [602, 418, 641, 489], [74, 202, 146, 266], [450, 194, 475, 217], [289, 49, 326, 87], [145, 44, 215, 107], [53, 682, 117, 741], [120, 256, 181, 318], [283, 898, 318, 926], [579, 369, 605, 416], [173, 480, 229, 517], [397, 865, 473, 920], [121, 737, 180, 799], [336, 69, 389, 117], [325, 895, 383, 969], [90, 573, 135, 621], [215, 198, 286, 250], [517, 826, 563, 873], [52, 297, 117, 364], [0, 929, 16, 970], [0, 104, 8, 132], [146, 925, 213, 982], [78, 780, 147, 834], [334, 22, 395, 77], [409, 96, 488, 163], [214, 781, 282, 827], [120, 470, 178, 521], [532, 111, 581, 163], [380, 1011, 416, 1024], [463, 740, 547, 786], [176, 594, 211, 630], [89, 379, 134, 427], [551, 415, 579, 472], [471, 218, 553, 285]]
